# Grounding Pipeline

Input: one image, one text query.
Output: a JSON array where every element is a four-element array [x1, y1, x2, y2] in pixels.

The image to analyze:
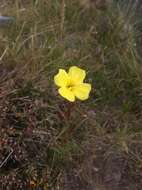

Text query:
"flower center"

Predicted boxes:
[[67, 80, 75, 90]]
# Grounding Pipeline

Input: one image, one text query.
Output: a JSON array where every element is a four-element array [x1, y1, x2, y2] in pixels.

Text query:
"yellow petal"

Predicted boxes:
[[59, 87, 75, 102], [72, 83, 91, 100], [54, 69, 69, 87], [68, 66, 86, 84]]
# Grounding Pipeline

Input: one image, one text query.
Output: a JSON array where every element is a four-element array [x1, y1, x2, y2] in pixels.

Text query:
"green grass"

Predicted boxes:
[[0, 0, 142, 189]]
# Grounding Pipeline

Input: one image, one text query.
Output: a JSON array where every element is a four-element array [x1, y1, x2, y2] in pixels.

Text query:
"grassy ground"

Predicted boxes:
[[0, 0, 142, 189]]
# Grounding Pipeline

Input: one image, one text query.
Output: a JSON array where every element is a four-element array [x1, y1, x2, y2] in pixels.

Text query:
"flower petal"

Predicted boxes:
[[59, 87, 75, 102], [68, 66, 86, 84], [54, 69, 69, 87], [72, 83, 91, 100]]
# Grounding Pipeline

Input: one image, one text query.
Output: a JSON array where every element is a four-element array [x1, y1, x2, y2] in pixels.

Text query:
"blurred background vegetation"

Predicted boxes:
[[0, 0, 142, 189]]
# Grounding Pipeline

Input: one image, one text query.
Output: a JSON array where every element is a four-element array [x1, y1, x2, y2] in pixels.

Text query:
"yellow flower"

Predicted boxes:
[[54, 66, 91, 102]]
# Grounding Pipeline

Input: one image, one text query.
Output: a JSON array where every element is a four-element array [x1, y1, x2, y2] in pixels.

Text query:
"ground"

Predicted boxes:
[[0, 0, 142, 190]]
